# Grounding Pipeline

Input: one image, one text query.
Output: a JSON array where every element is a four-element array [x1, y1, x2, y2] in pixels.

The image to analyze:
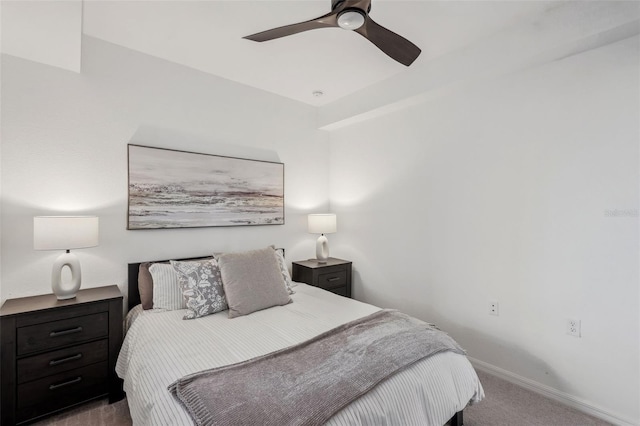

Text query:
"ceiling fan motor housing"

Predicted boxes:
[[332, 0, 372, 14]]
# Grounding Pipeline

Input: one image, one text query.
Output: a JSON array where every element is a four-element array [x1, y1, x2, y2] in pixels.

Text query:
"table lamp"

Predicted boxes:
[[308, 214, 337, 263], [34, 216, 99, 300]]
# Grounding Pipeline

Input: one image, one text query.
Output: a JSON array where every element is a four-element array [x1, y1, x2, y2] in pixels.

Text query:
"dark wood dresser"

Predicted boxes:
[[292, 258, 352, 298], [0, 286, 124, 425]]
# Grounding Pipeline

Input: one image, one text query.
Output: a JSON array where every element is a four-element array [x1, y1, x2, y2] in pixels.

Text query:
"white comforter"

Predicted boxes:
[[116, 283, 483, 426]]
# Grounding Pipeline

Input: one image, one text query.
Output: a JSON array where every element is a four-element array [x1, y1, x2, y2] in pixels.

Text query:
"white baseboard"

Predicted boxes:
[[467, 357, 638, 426]]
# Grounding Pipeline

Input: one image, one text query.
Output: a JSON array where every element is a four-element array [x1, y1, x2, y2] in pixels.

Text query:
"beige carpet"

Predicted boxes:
[[32, 369, 612, 425], [464, 370, 612, 426], [30, 397, 131, 426]]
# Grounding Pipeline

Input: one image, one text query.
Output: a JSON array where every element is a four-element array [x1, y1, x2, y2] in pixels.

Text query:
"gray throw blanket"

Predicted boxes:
[[169, 309, 465, 426]]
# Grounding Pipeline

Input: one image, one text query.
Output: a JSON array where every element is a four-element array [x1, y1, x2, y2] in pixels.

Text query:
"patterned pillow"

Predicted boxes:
[[171, 259, 228, 320], [149, 263, 185, 311], [272, 246, 295, 294]]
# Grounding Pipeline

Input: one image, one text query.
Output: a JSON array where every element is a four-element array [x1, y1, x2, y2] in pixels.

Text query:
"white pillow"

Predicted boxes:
[[149, 263, 185, 311]]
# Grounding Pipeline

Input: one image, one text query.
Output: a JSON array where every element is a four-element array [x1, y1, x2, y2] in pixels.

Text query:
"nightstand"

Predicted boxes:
[[292, 258, 352, 298], [0, 286, 124, 425]]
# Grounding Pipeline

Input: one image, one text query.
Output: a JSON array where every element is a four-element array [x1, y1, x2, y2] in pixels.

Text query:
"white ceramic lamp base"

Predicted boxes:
[[51, 251, 82, 300], [316, 234, 330, 263]]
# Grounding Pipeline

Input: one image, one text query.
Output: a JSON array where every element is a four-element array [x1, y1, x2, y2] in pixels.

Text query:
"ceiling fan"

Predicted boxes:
[[243, 0, 421, 66]]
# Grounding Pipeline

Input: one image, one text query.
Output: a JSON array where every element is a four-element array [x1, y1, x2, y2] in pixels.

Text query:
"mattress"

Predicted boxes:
[[116, 283, 483, 425]]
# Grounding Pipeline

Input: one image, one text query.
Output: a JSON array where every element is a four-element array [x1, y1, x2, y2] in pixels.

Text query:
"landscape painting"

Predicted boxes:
[[127, 145, 284, 229]]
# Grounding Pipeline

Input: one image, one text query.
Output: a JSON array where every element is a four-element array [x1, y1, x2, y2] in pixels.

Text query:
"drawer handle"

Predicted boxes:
[[49, 326, 83, 338], [49, 353, 83, 366], [327, 277, 341, 282], [49, 376, 82, 390]]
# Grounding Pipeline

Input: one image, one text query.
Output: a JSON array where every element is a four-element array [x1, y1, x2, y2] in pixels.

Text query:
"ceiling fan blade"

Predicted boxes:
[[244, 11, 339, 42], [355, 17, 421, 66]]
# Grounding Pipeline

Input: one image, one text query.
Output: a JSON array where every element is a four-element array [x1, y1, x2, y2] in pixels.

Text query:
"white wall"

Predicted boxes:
[[1, 15, 637, 426], [0, 36, 329, 305], [329, 36, 639, 424], [0, 0, 82, 73]]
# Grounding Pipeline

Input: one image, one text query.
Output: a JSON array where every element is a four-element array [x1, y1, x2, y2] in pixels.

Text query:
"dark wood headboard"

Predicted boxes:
[[127, 262, 142, 311]]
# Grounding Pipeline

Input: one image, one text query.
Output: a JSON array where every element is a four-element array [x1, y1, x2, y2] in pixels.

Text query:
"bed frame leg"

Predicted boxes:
[[449, 410, 463, 426]]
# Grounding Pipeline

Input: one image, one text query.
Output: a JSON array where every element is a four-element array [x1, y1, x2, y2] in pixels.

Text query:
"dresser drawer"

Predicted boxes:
[[17, 312, 109, 356], [17, 339, 109, 384], [15, 302, 108, 328], [318, 270, 347, 290], [330, 286, 348, 297], [16, 361, 108, 422]]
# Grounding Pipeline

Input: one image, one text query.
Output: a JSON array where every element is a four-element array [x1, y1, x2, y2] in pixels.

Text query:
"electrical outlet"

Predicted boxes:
[[566, 319, 581, 337], [489, 301, 499, 316]]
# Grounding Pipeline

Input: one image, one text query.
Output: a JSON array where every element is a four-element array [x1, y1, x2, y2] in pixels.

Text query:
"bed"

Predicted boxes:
[[117, 252, 483, 426]]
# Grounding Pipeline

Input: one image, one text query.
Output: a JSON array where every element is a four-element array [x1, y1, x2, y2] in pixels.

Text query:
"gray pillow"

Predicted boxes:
[[218, 247, 292, 318], [171, 258, 228, 320], [138, 262, 155, 310]]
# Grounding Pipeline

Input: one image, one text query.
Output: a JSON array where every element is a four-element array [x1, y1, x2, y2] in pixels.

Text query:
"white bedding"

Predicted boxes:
[[117, 283, 484, 426]]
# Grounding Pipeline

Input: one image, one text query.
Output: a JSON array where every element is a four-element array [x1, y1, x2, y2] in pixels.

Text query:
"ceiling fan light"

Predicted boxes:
[[337, 10, 365, 30]]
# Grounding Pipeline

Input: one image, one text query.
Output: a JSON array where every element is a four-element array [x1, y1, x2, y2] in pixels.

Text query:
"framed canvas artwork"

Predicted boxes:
[[127, 144, 284, 229]]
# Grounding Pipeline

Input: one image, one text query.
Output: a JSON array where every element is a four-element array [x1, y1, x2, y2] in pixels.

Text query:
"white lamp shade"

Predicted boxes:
[[34, 216, 99, 250], [308, 214, 337, 234]]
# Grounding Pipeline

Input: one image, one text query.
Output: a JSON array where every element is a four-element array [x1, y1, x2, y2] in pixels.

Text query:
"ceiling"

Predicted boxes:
[[81, 0, 556, 106], [2, 1, 639, 108]]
